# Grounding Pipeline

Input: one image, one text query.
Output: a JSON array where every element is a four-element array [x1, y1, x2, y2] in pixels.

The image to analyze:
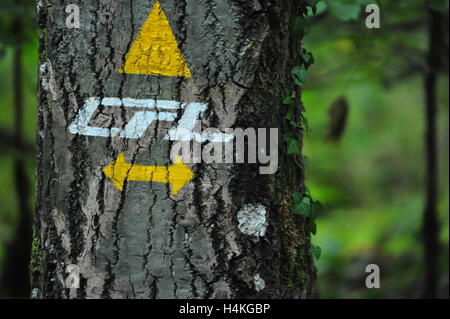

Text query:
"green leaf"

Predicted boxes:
[[310, 245, 322, 260], [294, 197, 312, 217], [282, 89, 294, 105], [304, 186, 311, 196], [282, 95, 293, 105], [299, 101, 306, 113], [303, 117, 310, 131], [292, 192, 303, 204], [309, 220, 317, 235], [291, 15, 307, 34], [290, 120, 301, 129], [283, 132, 295, 143], [284, 107, 294, 121], [306, 0, 322, 15], [291, 66, 308, 86], [287, 139, 302, 155], [303, 155, 311, 167], [301, 50, 315, 69]]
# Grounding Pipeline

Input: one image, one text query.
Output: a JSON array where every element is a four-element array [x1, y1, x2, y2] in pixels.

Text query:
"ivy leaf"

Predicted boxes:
[[310, 245, 322, 260], [301, 50, 315, 69], [303, 116, 310, 131], [291, 66, 308, 86], [294, 196, 312, 217], [304, 186, 311, 196], [282, 89, 295, 106], [287, 139, 302, 155], [309, 220, 317, 235], [299, 101, 306, 113], [290, 120, 302, 130], [284, 106, 295, 121], [282, 95, 293, 105], [303, 155, 311, 167], [306, 0, 321, 15], [291, 15, 307, 34], [308, 0, 328, 16], [292, 192, 303, 204], [283, 132, 295, 143]]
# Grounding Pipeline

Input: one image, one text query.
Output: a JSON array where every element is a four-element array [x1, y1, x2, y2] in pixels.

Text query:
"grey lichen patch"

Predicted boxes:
[[40, 60, 59, 101], [253, 273, 265, 292], [237, 204, 268, 237], [31, 288, 39, 299]]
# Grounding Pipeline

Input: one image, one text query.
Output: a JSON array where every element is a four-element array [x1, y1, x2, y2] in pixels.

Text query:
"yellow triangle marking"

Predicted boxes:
[[119, 1, 192, 77]]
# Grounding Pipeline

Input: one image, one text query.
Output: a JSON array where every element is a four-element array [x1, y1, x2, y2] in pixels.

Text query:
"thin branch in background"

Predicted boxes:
[[1, 16, 32, 298], [0, 128, 36, 154], [422, 9, 444, 300]]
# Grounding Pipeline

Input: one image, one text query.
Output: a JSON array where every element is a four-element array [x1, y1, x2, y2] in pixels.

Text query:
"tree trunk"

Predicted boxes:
[[32, 0, 314, 299]]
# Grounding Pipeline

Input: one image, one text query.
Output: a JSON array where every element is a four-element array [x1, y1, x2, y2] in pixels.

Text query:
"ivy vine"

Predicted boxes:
[[284, 0, 322, 261]]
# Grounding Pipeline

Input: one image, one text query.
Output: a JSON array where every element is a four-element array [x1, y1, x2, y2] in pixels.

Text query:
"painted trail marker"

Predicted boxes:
[[103, 153, 194, 195], [68, 97, 233, 142], [67, 1, 233, 194], [69, 97, 181, 138], [119, 1, 192, 77]]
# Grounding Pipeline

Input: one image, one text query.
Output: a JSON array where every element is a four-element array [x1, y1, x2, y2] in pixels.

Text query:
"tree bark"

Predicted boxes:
[[32, 0, 314, 299]]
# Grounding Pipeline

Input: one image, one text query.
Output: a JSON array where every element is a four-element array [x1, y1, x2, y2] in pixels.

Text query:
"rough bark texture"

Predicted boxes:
[[33, 0, 314, 299]]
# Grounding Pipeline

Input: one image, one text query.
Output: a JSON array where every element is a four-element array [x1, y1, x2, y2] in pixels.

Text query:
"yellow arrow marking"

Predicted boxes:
[[103, 153, 194, 195], [119, 1, 192, 77]]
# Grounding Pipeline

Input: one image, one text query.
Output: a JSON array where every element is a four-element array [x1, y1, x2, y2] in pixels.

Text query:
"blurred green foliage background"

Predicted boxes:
[[0, 0, 448, 298], [302, 0, 449, 298]]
